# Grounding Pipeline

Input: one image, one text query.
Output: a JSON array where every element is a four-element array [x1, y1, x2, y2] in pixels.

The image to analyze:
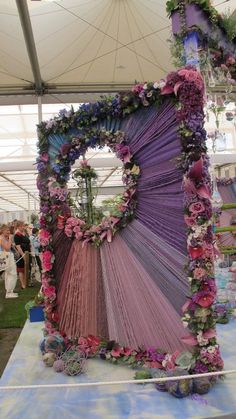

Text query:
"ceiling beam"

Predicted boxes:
[[0, 173, 39, 202], [0, 196, 27, 211], [69, 186, 124, 196], [98, 167, 118, 188], [15, 0, 44, 95]]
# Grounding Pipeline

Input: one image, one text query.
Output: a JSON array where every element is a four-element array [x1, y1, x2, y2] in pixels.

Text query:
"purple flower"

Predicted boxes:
[[37, 162, 46, 172], [59, 108, 71, 118], [147, 347, 165, 362], [46, 119, 56, 130], [194, 360, 209, 373]]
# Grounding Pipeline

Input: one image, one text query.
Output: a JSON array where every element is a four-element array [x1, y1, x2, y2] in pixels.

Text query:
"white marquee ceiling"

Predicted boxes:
[[0, 0, 235, 216]]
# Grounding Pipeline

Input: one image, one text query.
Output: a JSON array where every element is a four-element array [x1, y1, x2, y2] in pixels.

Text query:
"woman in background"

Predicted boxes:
[[14, 220, 31, 289], [0, 224, 18, 298]]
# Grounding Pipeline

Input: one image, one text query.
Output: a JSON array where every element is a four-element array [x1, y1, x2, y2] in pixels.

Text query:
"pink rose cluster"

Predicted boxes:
[[42, 250, 54, 272], [64, 217, 85, 239], [39, 229, 52, 246], [161, 67, 204, 96]]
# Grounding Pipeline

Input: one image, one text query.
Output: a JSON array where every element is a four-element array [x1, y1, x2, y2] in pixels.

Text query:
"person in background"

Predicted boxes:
[[30, 227, 42, 272], [0, 224, 18, 298], [14, 221, 31, 289]]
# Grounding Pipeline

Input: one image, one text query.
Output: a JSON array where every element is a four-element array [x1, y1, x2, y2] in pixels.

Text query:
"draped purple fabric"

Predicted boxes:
[[100, 234, 187, 352], [56, 99, 189, 352], [121, 101, 186, 253], [120, 220, 189, 314], [218, 185, 236, 247]]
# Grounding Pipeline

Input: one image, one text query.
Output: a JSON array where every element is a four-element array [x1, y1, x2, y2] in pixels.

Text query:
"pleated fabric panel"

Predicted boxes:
[[100, 234, 187, 353], [57, 240, 108, 339]]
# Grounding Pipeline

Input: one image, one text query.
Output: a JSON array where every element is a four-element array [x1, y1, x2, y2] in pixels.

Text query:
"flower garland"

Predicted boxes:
[[37, 66, 223, 376], [166, 0, 236, 42], [56, 132, 140, 246]]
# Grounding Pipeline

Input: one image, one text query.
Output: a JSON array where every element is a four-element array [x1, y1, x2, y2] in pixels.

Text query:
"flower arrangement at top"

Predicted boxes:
[[37, 65, 223, 381], [166, 0, 236, 42]]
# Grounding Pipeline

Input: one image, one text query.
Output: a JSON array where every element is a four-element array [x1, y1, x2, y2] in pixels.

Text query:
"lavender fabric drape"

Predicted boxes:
[[100, 234, 187, 353], [218, 184, 236, 246], [120, 101, 186, 253], [56, 99, 189, 351], [120, 220, 189, 314]]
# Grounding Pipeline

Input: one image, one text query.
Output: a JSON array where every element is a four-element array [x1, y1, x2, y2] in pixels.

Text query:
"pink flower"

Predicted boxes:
[[87, 335, 101, 347], [123, 347, 133, 357], [111, 347, 122, 358], [184, 215, 197, 226], [189, 201, 205, 214], [66, 217, 79, 227], [132, 83, 144, 94], [42, 250, 53, 271], [43, 285, 56, 299], [178, 68, 204, 91], [144, 360, 163, 369], [193, 291, 215, 308], [188, 246, 204, 259], [73, 226, 83, 239], [64, 226, 73, 237], [193, 268, 207, 279], [40, 152, 49, 162], [39, 229, 52, 246], [80, 159, 89, 168]]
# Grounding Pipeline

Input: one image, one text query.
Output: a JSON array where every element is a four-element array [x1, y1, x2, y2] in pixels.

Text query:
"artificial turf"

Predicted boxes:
[[0, 276, 40, 328]]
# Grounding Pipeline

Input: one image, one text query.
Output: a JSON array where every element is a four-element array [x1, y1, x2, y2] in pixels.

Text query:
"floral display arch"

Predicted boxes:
[[37, 66, 223, 377]]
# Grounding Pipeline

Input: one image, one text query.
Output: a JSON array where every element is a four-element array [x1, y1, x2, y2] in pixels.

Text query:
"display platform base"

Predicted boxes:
[[1, 320, 236, 419]]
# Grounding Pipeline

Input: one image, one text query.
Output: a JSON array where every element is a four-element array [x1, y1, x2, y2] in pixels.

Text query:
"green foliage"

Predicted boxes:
[[220, 11, 236, 41], [166, 0, 179, 17], [134, 369, 152, 381]]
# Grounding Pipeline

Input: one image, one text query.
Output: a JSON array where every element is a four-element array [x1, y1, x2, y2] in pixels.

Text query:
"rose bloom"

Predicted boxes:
[[184, 215, 197, 226], [73, 226, 83, 239], [39, 229, 51, 246], [64, 226, 73, 237], [193, 291, 215, 308], [43, 285, 56, 299], [42, 250, 53, 271], [66, 217, 79, 227], [189, 201, 205, 214], [193, 267, 207, 279]]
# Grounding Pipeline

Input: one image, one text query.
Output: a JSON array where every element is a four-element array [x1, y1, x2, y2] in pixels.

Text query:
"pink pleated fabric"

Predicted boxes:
[[57, 240, 108, 339], [100, 234, 188, 353]]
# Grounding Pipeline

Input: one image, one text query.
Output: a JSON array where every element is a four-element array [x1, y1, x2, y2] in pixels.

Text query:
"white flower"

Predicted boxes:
[[153, 81, 159, 89], [183, 321, 188, 328], [207, 346, 217, 353], [143, 83, 148, 90], [197, 331, 209, 346], [159, 79, 166, 88]]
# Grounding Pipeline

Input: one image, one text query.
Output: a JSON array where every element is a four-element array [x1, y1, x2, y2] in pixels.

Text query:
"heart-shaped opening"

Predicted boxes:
[[51, 130, 140, 246]]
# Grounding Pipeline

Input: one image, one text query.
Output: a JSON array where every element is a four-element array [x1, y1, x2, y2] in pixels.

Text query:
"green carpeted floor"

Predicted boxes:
[[0, 274, 41, 328]]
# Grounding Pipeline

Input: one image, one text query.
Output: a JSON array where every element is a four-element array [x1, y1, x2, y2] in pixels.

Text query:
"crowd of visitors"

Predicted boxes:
[[0, 220, 41, 298]]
